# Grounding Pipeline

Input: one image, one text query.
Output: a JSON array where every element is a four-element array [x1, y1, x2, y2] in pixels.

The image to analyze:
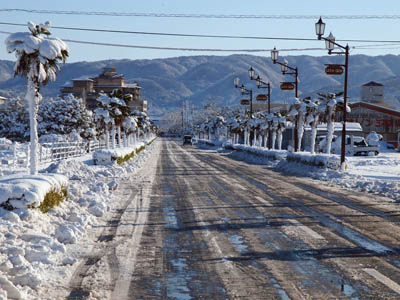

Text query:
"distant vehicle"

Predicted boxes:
[[183, 135, 193, 145], [319, 135, 379, 156]]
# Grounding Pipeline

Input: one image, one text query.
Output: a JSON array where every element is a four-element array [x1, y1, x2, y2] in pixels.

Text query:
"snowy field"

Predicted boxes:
[[0, 141, 158, 300]]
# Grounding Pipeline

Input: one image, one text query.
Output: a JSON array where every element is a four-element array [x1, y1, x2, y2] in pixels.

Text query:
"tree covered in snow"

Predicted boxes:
[[0, 95, 95, 142], [318, 92, 342, 154], [94, 93, 114, 148], [287, 97, 310, 152], [305, 99, 321, 154], [275, 113, 287, 150], [0, 97, 29, 141], [5, 21, 68, 174], [38, 94, 96, 139]]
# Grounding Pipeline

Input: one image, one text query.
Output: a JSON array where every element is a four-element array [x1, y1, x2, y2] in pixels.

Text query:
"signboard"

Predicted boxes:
[[280, 82, 295, 90], [240, 99, 250, 105], [325, 64, 344, 75], [256, 94, 267, 101]]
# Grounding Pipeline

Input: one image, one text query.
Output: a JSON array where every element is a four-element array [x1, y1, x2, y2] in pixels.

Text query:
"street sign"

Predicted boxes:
[[280, 82, 295, 90], [240, 99, 250, 105], [325, 64, 344, 75], [256, 94, 267, 101]]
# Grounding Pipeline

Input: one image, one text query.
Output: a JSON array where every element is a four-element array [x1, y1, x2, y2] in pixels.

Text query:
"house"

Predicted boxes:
[[60, 66, 147, 113], [360, 81, 385, 106], [345, 102, 400, 147]]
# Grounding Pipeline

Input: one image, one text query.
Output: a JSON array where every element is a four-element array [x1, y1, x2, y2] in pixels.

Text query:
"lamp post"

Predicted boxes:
[[271, 47, 299, 151], [234, 77, 254, 145], [248, 66, 271, 114], [315, 17, 350, 169], [234, 77, 253, 118], [271, 47, 298, 98]]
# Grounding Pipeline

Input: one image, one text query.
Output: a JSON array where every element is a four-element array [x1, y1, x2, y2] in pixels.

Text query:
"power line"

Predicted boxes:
[[0, 30, 394, 53], [1, 21, 400, 44], [0, 22, 316, 41], [0, 30, 325, 52], [2, 9, 400, 20]]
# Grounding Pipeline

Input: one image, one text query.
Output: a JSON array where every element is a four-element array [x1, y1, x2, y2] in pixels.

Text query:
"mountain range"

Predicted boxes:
[[1, 54, 400, 115]]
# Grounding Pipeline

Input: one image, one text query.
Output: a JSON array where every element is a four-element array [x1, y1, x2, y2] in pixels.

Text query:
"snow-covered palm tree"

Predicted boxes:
[[318, 92, 342, 154], [288, 97, 309, 152], [6, 21, 68, 174], [305, 99, 321, 154], [276, 114, 287, 150]]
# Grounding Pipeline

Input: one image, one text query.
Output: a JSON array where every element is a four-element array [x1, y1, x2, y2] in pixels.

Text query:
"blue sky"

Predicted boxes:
[[1, 0, 400, 62]]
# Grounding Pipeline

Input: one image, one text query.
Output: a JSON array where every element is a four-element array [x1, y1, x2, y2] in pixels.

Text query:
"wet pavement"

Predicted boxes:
[[68, 138, 400, 299]]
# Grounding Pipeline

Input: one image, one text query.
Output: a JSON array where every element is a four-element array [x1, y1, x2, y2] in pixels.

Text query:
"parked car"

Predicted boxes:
[[183, 135, 193, 145], [332, 135, 379, 156]]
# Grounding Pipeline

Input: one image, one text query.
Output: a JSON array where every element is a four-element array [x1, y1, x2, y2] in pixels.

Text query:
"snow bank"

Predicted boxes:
[[0, 138, 158, 299], [286, 152, 341, 169], [0, 174, 68, 209], [92, 142, 145, 165], [226, 143, 287, 161]]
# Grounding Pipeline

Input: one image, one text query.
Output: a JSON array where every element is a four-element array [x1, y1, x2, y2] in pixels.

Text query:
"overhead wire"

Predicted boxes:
[[0, 21, 400, 44], [2, 9, 400, 20]]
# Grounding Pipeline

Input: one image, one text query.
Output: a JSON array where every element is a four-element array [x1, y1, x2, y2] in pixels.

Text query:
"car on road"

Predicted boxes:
[[183, 135, 193, 145]]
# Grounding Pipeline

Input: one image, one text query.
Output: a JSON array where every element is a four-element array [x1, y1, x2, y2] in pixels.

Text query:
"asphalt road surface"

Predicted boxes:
[[68, 138, 400, 299]]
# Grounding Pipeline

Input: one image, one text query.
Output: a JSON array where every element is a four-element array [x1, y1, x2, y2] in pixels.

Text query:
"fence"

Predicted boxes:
[[0, 133, 153, 169]]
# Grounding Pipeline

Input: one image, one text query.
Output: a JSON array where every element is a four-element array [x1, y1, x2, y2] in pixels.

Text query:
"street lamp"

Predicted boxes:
[[248, 66, 255, 80], [271, 47, 299, 151], [234, 77, 240, 88], [270, 48, 298, 98], [233, 77, 253, 118], [253, 74, 271, 114], [233, 77, 254, 146], [315, 17, 350, 169]]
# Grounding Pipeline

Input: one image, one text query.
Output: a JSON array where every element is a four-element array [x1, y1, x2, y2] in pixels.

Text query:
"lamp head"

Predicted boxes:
[[271, 47, 279, 63], [315, 17, 326, 40], [248, 66, 255, 80]]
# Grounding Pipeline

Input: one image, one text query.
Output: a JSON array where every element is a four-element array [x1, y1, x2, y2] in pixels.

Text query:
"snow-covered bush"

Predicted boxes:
[[0, 95, 95, 142], [0, 97, 29, 142], [38, 94, 96, 139]]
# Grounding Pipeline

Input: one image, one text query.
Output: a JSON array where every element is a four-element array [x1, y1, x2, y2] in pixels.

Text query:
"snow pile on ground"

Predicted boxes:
[[92, 142, 145, 165], [0, 174, 68, 209], [0, 139, 157, 299], [226, 143, 287, 161], [286, 152, 341, 169]]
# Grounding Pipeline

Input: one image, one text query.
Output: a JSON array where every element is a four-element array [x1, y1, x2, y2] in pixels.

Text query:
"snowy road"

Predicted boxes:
[[67, 138, 400, 299]]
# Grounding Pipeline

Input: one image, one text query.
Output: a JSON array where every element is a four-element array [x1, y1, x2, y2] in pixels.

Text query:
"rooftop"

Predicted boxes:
[[362, 81, 383, 87]]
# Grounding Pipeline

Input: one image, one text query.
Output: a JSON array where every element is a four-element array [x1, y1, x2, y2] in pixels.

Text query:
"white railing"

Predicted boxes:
[[0, 133, 155, 169]]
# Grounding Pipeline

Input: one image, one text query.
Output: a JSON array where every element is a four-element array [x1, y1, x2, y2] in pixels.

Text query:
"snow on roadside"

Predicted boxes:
[[92, 142, 145, 165], [0, 140, 157, 300], [0, 174, 68, 209], [219, 144, 400, 201]]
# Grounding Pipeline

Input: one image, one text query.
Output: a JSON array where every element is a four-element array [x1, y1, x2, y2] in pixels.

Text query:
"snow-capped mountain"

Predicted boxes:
[[1, 54, 400, 112]]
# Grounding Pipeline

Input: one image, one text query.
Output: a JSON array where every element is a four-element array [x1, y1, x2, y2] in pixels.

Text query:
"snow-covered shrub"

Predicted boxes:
[[38, 94, 95, 139], [0, 174, 68, 211], [0, 95, 95, 142], [0, 98, 29, 142]]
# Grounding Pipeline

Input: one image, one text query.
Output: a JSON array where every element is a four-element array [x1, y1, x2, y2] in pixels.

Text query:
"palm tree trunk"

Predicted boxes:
[[117, 126, 122, 148], [271, 130, 277, 150], [111, 124, 116, 149], [310, 115, 319, 154], [26, 78, 39, 175]]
